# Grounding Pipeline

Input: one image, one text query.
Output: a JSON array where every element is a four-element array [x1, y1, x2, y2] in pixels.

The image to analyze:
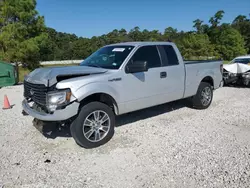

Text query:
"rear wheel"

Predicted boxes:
[[70, 101, 115, 148], [191, 82, 213, 109]]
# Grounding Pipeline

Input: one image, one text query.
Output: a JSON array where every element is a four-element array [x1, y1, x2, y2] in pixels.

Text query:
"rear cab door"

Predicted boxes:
[[157, 44, 185, 102]]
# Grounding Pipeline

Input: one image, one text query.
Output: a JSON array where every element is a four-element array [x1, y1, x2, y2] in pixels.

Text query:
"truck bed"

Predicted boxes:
[[183, 60, 223, 98]]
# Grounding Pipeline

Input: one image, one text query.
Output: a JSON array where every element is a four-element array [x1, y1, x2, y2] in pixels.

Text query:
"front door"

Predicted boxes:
[[120, 45, 166, 113]]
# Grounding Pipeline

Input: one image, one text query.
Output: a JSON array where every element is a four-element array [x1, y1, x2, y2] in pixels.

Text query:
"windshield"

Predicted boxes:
[[232, 58, 250, 64], [80, 45, 134, 69]]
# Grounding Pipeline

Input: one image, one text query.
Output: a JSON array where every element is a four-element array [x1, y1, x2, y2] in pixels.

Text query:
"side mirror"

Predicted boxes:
[[126, 61, 148, 73]]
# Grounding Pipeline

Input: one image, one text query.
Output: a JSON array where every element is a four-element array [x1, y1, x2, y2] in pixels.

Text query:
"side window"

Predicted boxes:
[[163, 45, 179, 66], [131, 46, 161, 68]]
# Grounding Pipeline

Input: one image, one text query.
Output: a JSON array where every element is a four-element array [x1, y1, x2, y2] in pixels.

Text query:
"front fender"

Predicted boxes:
[[73, 82, 120, 103]]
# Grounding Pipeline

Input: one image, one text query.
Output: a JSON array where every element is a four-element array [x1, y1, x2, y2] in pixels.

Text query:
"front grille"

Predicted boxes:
[[24, 81, 48, 106]]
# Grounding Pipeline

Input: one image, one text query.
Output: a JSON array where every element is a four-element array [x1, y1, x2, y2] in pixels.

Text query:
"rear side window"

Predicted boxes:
[[131, 46, 161, 68], [163, 45, 179, 66]]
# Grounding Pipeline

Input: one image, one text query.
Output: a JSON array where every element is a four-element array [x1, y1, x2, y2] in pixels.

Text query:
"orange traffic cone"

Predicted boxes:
[[2, 95, 11, 110]]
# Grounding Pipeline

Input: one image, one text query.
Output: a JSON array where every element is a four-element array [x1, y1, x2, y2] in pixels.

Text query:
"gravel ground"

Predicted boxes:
[[0, 85, 250, 188]]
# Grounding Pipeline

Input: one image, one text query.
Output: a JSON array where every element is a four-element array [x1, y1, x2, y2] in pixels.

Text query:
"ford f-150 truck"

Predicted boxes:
[[22, 42, 223, 148]]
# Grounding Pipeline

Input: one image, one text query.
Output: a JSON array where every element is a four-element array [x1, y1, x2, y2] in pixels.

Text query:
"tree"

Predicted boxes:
[[209, 10, 225, 28], [163, 27, 178, 41], [232, 15, 250, 53], [0, 0, 48, 69], [148, 30, 162, 41], [1, 5, 248, 63], [211, 25, 247, 60], [128, 26, 143, 41], [118, 28, 130, 42], [193, 19, 204, 33], [232, 15, 248, 24], [71, 38, 91, 59], [141, 29, 150, 41], [176, 33, 216, 60]]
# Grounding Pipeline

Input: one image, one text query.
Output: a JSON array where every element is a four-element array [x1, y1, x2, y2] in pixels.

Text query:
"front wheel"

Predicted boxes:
[[190, 82, 213, 109], [70, 101, 115, 148]]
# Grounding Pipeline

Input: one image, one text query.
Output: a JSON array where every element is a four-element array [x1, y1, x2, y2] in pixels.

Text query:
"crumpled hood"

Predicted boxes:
[[223, 63, 250, 74], [24, 66, 107, 87]]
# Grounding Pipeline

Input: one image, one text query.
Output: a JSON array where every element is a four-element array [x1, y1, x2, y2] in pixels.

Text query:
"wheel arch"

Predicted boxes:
[[201, 76, 214, 88], [78, 93, 119, 115]]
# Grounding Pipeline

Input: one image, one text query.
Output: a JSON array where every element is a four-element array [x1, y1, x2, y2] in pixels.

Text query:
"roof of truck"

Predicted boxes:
[[105, 41, 174, 47]]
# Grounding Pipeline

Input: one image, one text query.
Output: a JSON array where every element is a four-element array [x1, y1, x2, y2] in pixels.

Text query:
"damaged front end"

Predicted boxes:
[[223, 63, 250, 87], [22, 65, 107, 121], [241, 72, 250, 86], [22, 80, 80, 121]]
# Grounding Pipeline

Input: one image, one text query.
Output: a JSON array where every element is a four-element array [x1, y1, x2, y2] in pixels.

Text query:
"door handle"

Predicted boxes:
[[160, 71, 167, 78]]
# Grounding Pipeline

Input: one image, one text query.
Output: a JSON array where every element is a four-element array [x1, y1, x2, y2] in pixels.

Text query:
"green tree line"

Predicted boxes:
[[0, 0, 250, 70]]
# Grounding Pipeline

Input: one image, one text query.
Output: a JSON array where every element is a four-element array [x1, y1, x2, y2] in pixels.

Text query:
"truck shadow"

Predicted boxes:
[[32, 118, 72, 139], [116, 99, 187, 127], [223, 85, 250, 88], [36, 99, 189, 139]]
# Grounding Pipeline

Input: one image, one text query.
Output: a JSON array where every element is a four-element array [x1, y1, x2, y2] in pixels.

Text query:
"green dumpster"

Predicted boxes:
[[0, 61, 18, 87]]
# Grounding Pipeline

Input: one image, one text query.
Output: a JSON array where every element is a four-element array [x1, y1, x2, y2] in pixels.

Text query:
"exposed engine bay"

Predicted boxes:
[[223, 63, 250, 86]]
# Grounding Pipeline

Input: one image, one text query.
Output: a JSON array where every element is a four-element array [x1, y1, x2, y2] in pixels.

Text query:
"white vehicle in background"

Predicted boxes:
[[230, 55, 250, 65], [223, 55, 250, 86]]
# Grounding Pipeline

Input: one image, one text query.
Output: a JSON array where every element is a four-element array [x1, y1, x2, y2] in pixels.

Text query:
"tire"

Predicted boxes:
[[70, 101, 115, 149], [191, 82, 213, 109]]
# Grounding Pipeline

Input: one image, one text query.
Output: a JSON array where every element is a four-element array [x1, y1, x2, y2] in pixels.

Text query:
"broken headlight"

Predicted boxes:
[[46, 89, 72, 112]]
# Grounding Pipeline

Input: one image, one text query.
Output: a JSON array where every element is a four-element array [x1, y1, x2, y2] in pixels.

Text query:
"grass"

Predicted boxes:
[[223, 61, 230, 64], [18, 66, 30, 82], [18, 64, 79, 82]]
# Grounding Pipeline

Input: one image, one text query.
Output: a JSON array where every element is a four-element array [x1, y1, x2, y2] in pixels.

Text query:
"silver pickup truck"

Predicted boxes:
[[22, 42, 223, 148]]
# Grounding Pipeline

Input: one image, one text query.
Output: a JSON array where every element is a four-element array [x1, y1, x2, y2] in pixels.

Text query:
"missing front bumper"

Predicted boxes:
[[22, 99, 80, 121]]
